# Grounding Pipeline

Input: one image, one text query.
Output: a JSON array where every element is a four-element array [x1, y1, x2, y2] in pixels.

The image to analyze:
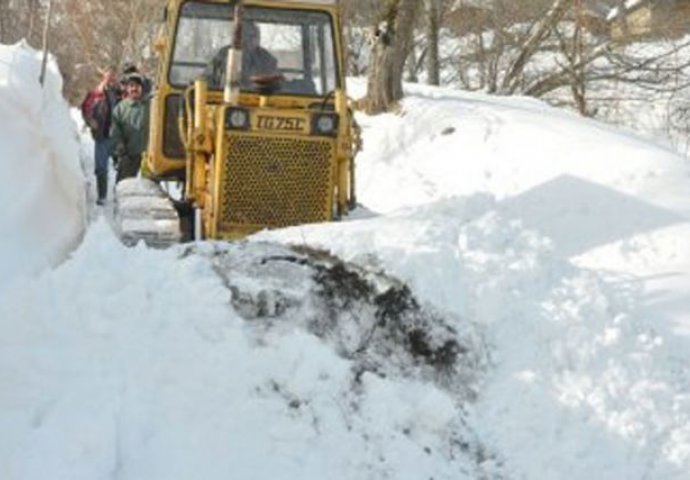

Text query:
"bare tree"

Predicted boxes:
[[26, 0, 42, 40], [365, 0, 420, 113], [342, 0, 384, 76], [0, 0, 8, 42], [498, 0, 572, 93], [509, 2, 690, 119], [0, 0, 43, 45], [425, 0, 442, 86], [48, 0, 166, 102], [445, 0, 561, 93]]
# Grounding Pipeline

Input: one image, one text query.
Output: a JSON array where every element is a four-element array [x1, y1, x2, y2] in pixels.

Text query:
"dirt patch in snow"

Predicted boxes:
[[186, 242, 487, 401]]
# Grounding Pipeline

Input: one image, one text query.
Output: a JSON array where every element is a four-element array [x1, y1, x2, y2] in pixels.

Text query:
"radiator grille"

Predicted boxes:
[[219, 135, 334, 230]]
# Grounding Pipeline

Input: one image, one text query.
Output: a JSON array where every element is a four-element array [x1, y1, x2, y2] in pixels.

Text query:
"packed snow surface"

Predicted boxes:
[[1, 42, 690, 480]]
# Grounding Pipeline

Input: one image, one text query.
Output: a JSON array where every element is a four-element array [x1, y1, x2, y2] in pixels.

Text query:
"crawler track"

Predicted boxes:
[[114, 178, 181, 248]]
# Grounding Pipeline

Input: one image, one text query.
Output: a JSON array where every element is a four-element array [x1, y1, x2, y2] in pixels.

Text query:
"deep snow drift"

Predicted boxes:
[[1, 42, 690, 480], [0, 41, 86, 291]]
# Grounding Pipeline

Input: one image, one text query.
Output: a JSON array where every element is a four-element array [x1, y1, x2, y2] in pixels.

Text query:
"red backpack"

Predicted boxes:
[[80, 91, 109, 138]]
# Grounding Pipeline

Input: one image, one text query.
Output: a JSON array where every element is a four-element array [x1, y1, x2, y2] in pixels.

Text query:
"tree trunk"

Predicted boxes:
[[365, 0, 419, 114], [426, 0, 440, 86], [0, 0, 6, 42], [499, 0, 571, 94], [406, 44, 420, 82], [571, 0, 588, 115]]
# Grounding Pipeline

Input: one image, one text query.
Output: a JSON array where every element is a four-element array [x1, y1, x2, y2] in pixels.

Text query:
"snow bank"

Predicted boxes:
[[0, 221, 487, 480], [0, 41, 86, 291], [257, 81, 690, 479], [258, 194, 690, 479], [351, 80, 690, 217], [0, 57, 688, 480]]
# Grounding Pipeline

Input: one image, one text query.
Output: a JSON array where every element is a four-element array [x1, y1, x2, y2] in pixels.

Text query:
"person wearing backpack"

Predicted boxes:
[[80, 66, 120, 206]]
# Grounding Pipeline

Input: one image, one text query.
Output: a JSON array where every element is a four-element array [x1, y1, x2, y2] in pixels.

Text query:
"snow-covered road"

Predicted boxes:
[[1, 42, 689, 480]]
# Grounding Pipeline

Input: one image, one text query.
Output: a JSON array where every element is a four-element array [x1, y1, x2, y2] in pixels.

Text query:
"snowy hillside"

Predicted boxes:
[[1, 42, 690, 480]]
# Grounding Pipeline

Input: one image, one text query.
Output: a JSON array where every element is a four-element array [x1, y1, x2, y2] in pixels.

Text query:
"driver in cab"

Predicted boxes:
[[205, 21, 278, 89]]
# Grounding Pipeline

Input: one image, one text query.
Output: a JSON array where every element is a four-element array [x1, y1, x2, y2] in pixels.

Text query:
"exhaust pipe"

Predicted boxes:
[[224, 2, 244, 105]]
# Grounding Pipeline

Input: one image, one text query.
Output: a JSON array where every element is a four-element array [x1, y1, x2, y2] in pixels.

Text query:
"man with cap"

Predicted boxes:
[[120, 62, 153, 98], [109, 74, 150, 182]]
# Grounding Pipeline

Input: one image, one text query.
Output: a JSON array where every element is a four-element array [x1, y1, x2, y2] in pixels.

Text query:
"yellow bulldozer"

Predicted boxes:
[[115, 0, 359, 246]]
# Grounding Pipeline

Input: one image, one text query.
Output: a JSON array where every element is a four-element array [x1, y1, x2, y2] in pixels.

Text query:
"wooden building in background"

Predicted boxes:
[[609, 0, 690, 40]]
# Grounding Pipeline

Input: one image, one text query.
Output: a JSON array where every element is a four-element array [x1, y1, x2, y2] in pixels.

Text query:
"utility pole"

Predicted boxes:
[[39, 0, 54, 87]]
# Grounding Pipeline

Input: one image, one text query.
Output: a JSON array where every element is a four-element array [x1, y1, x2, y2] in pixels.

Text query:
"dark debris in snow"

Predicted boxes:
[[197, 241, 487, 400]]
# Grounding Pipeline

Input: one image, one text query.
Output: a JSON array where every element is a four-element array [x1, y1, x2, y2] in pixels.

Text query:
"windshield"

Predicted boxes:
[[169, 1, 338, 96]]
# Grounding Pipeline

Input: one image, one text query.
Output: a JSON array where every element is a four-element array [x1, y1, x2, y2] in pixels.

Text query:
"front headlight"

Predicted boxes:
[[225, 107, 250, 130], [312, 113, 339, 137]]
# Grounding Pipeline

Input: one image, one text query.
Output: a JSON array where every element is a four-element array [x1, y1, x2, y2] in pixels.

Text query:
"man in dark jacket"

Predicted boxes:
[[206, 21, 278, 89], [120, 62, 153, 98], [81, 66, 120, 205], [109, 74, 150, 182]]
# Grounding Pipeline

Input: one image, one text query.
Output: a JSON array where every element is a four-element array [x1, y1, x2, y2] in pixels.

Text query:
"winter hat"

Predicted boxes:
[[122, 63, 138, 75], [125, 73, 144, 87]]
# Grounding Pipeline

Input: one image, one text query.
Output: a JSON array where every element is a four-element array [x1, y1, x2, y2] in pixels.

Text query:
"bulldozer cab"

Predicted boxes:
[[171, 2, 337, 96], [143, 0, 358, 240]]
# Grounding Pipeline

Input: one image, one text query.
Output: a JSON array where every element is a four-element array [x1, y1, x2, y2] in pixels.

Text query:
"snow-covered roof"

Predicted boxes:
[[608, 0, 647, 20]]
